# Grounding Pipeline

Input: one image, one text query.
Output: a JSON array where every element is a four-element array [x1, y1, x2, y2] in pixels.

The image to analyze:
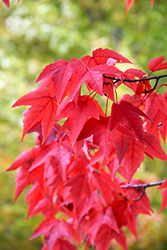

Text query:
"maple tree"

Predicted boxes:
[[7, 48, 167, 250], [1, 0, 156, 12]]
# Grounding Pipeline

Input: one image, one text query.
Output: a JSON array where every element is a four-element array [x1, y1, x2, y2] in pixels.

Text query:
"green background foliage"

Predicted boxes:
[[0, 0, 167, 249]]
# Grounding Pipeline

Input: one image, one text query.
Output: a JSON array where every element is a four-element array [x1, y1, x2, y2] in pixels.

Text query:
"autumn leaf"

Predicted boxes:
[[151, 0, 156, 7], [145, 92, 166, 121], [6, 147, 39, 172], [122, 139, 145, 182], [78, 116, 112, 159], [110, 129, 130, 164], [63, 96, 101, 144], [86, 206, 119, 242], [53, 239, 77, 250], [148, 56, 167, 73], [2, 0, 10, 7], [64, 174, 90, 207], [110, 100, 149, 143], [31, 219, 74, 250], [36, 58, 83, 102], [92, 170, 114, 204], [14, 165, 43, 202], [111, 229, 127, 250], [144, 132, 167, 161], [125, 0, 135, 13], [94, 224, 113, 250], [29, 140, 73, 180], [157, 179, 167, 213], [12, 86, 58, 143]]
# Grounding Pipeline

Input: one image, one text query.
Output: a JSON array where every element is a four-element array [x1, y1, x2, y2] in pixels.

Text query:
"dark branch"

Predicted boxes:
[[103, 73, 167, 93], [121, 180, 165, 189], [120, 187, 145, 202], [120, 180, 165, 202]]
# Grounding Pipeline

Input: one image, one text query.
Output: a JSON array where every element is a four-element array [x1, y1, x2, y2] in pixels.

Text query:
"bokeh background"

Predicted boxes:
[[0, 0, 167, 249]]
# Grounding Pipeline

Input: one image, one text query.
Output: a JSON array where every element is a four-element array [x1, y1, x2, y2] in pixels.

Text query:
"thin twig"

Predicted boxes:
[[103, 73, 167, 93], [103, 73, 167, 83], [120, 188, 145, 202], [121, 180, 165, 189], [120, 180, 165, 202]]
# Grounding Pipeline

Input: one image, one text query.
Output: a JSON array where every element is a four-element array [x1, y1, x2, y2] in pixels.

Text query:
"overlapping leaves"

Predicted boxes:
[[9, 48, 167, 250]]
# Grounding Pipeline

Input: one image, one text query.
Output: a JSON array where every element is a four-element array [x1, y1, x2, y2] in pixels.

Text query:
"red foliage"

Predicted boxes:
[[1, 0, 157, 11], [7, 48, 167, 250], [125, 0, 156, 12]]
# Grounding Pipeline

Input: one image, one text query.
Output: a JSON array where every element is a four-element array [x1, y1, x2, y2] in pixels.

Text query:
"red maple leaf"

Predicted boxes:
[[36, 58, 83, 103], [58, 96, 102, 144], [31, 219, 75, 249], [29, 140, 73, 180], [151, 0, 155, 7], [122, 139, 145, 181], [148, 56, 167, 74], [78, 116, 112, 159], [144, 132, 167, 161], [12, 85, 58, 143], [2, 0, 10, 7], [125, 0, 135, 13], [81, 48, 132, 69], [92, 170, 116, 204], [64, 174, 90, 207], [157, 179, 167, 213], [110, 100, 149, 143], [53, 239, 77, 250], [94, 224, 113, 250], [110, 129, 131, 164]]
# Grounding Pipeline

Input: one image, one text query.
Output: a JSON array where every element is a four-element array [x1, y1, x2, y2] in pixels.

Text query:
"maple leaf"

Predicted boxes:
[[135, 79, 152, 95], [31, 219, 74, 250], [64, 174, 90, 207], [122, 139, 145, 181], [111, 200, 128, 228], [14, 165, 43, 202], [12, 85, 58, 143], [6, 147, 39, 172], [157, 179, 167, 213], [2, 0, 10, 7], [53, 239, 77, 250], [110, 129, 130, 164], [92, 170, 115, 204], [111, 229, 127, 250], [125, 0, 135, 13], [78, 116, 112, 160], [107, 156, 120, 180], [29, 140, 72, 180], [82, 48, 132, 69], [145, 92, 166, 131], [86, 206, 119, 246], [25, 183, 44, 219], [148, 56, 167, 73], [144, 132, 167, 161], [36, 58, 82, 103], [58, 96, 101, 144], [63, 65, 104, 101], [94, 224, 113, 250], [110, 100, 149, 143]]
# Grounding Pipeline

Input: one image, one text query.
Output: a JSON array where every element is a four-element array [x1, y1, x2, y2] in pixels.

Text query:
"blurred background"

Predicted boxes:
[[0, 0, 167, 249]]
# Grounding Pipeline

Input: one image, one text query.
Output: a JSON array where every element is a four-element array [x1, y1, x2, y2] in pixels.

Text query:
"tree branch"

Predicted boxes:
[[121, 180, 165, 189], [103, 73, 167, 93], [120, 180, 165, 202]]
